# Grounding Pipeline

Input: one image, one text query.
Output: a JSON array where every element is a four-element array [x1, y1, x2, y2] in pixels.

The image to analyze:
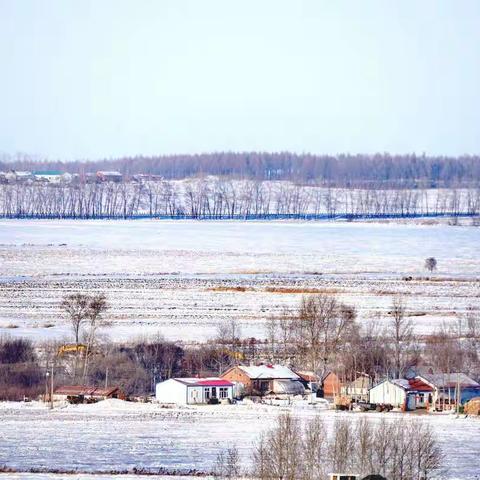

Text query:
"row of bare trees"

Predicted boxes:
[[3, 151, 480, 186], [265, 294, 480, 384], [1, 180, 480, 218], [214, 413, 441, 480]]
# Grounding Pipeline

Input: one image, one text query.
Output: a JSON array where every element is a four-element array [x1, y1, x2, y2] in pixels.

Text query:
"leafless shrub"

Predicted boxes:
[[213, 444, 242, 479], [251, 414, 442, 480]]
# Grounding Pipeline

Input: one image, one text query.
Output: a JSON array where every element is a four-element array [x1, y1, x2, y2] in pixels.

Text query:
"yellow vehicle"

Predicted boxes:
[[58, 344, 87, 356], [222, 349, 245, 361]]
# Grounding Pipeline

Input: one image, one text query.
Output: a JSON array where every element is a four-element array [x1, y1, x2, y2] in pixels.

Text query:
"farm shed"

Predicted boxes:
[[53, 385, 125, 403], [295, 370, 320, 392], [155, 377, 233, 405], [221, 364, 304, 396], [417, 373, 480, 408], [408, 377, 433, 408], [322, 372, 343, 399], [341, 374, 371, 401], [368, 379, 417, 410]]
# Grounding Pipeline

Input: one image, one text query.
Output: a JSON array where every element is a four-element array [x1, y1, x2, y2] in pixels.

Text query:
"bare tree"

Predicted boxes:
[[251, 413, 302, 480], [82, 293, 108, 381], [216, 318, 243, 368], [291, 294, 356, 375], [424, 257, 437, 273], [252, 414, 442, 480], [389, 297, 412, 378], [212, 445, 242, 480], [61, 294, 90, 347]]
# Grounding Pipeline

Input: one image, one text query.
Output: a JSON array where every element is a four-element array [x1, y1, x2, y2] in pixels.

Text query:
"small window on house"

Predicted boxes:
[[219, 387, 229, 398], [204, 388, 211, 400]]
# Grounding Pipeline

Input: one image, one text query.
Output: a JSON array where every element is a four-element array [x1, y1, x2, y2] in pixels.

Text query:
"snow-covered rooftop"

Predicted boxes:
[[237, 364, 300, 380], [419, 373, 480, 389]]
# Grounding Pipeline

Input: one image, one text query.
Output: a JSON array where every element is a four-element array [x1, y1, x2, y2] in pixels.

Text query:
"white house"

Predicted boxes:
[[33, 170, 70, 184], [155, 377, 234, 405], [369, 379, 417, 410]]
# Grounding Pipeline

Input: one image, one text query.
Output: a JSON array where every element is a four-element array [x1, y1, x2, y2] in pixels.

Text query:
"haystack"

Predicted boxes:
[[464, 397, 480, 415]]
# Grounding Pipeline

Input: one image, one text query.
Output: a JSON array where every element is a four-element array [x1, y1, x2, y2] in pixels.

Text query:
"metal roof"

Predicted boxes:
[[172, 377, 233, 387], [236, 365, 300, 380], [54, 385, 120, 396], [418, 373, 480, 389]]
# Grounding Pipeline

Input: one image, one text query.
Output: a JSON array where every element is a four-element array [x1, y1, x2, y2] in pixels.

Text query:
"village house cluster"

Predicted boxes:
[[149, 363, 480, 413], [0, 169, 128, 185]]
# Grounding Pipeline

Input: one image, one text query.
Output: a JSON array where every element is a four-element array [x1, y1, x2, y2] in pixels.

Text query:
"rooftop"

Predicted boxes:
[[237, 364, 300, 380], [172, 377, 233, 387], [419, 373, 480, 389]]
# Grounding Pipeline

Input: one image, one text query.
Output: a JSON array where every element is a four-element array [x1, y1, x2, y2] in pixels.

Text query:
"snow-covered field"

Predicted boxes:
[[0, 399, 479, 479], [1, 219, 480, 341]]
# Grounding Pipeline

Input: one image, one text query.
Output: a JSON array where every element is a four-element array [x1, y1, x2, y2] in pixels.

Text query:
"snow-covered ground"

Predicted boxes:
[[1, 219, 479, 341], [0, 399, 479, 479]]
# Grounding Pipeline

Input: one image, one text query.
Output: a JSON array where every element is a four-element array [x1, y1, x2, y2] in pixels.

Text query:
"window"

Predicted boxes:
[[204, 388, 210, 400], [219, 387, 229, 399]]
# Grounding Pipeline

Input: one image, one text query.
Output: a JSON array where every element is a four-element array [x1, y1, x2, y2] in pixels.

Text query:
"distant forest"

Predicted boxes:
[[2, 152, 480, 187]]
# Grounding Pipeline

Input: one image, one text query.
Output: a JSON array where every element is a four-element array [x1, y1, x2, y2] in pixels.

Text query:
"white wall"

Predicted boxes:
[[369, 381, 406, 407], [156, 379, 187, 404], [187, 386, 203, 404]]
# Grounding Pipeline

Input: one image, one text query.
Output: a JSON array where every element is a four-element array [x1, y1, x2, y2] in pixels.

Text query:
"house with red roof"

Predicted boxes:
[[155, 377, 234, 405], [368, 377, 433, 410]]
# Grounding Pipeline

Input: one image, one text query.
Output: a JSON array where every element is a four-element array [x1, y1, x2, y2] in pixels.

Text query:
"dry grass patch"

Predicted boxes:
[[265, 287, 340, 294], [207, 286, 254, 293]]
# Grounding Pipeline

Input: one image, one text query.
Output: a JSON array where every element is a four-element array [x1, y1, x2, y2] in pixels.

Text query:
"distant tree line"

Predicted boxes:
[[1, 178, 479, 218], [2, 152, 480, 186]]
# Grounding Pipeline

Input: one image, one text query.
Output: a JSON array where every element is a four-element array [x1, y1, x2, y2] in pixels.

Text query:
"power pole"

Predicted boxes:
[[50, 363, 54, 410], [45, 369, 49, 405]]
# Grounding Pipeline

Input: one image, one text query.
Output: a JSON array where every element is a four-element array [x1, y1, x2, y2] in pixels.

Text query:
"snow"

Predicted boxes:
[[1, 219, 480, 342], [237, 364, 300, 379], [0, 400, 479, 479]]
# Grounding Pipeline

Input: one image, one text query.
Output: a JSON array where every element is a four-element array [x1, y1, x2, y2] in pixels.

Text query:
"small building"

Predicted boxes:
[[322, 371, 343, 399], [341, 374, 371, 402], [221, 364, 304, 396], [5, 170, 34, 183], [155, 377, 234, 405], [408, 376, 434, 408], [295, 370, 321, 392], [96, 171, 123, 183], [53, 385, 126, 403], [368, 379, 417, 410], [33, 170, 70, 184], [417, 373, 480, 409]]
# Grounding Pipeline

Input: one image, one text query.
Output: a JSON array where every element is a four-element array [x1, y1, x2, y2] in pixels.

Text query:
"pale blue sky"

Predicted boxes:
[[0, 0, 479, 160]]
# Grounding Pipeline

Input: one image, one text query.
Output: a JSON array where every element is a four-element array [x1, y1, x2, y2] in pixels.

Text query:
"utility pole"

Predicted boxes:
[[45, 369, 49, 405], [50, 363, 54, 410], [456, 374, 461, 415], [105, 366, 109, 389]]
